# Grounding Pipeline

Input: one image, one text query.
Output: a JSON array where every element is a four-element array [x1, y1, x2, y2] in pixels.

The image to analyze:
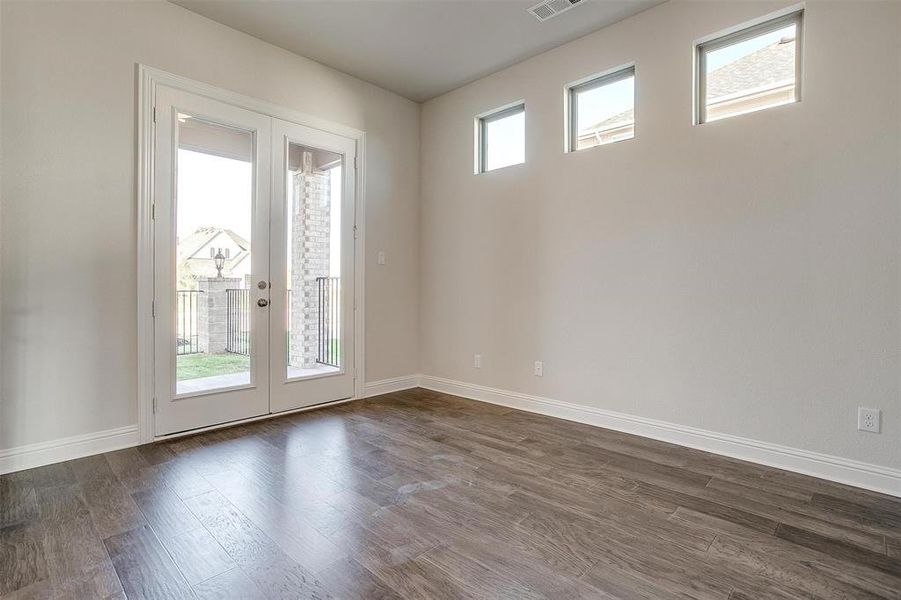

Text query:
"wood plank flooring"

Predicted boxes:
[[2, 388, 900, 599]]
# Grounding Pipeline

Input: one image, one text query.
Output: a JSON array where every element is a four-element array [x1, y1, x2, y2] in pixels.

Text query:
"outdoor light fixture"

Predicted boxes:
[[214, 250, 225, 278]]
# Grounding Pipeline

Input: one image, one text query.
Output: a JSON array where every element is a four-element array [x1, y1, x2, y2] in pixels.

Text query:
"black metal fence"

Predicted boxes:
[[226, 288, 251, 356], [176, 290, 202, 355], [178, 282, 338, 362], [317, 277, 340, 367]]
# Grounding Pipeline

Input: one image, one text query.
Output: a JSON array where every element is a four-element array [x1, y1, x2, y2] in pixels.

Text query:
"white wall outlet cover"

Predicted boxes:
[[377, 251, 386, 265], [857, 407, 881, 433], [474, 354, 482, 368], [534, 361, 543, 377]]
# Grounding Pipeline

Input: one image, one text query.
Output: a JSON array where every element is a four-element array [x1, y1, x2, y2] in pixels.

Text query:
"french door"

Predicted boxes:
[[153, 86, 356, 436], [269, 120, 356, 413]]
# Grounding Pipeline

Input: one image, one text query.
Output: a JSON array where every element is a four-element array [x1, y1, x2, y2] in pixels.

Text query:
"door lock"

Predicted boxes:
[[257, 298, 269, 308]]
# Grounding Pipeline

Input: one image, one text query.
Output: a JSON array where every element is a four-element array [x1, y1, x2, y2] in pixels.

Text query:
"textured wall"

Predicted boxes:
[[0, 0, 420, 450], [420, 0, 901, 469]]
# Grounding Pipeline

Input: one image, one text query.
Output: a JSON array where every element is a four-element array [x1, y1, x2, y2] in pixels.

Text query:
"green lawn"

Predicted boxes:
[[177, 352, 250, 381]]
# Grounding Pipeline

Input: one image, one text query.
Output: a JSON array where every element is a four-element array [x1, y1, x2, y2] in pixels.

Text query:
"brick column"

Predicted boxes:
[[289, 151, 331, 368], [197, 277, 242, 354]]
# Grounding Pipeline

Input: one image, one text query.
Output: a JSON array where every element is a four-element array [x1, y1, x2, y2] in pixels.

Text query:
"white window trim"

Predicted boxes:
[[474, 100, 525, 174], [694, 7, 804, 125], [564, 63, 636, 153]]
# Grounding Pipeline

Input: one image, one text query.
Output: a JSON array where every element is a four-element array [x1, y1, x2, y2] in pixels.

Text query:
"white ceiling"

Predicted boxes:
[[171, 0, 663, 102]]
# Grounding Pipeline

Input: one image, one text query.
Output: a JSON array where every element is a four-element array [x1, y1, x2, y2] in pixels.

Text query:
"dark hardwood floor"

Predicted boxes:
[[2, 388, 900, 599]]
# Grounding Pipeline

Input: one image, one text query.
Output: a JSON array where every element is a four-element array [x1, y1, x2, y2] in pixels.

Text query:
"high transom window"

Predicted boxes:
[[568, 66, 635, 152], [476, 103, 525, 173], [697, 11, 803, 124]]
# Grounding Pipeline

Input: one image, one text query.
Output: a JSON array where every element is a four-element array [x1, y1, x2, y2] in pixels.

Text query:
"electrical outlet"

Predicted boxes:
[[377, 251, 386, 265], [534, 361, 543, 377], [858, 407, 881, 433], [474, 354, 482, 369]]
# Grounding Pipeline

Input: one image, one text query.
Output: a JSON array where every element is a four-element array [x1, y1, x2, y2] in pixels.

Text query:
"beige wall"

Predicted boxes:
[[0, 0, 420, 449], [2, 0, 900, 475], [420, 1, 901, 469]]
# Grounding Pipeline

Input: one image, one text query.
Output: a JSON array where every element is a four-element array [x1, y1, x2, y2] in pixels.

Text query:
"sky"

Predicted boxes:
[[177, 149, 253, 242], [484, 111, 525, 171], [706, 23, 795, 72], [576, 75, 634, 133]]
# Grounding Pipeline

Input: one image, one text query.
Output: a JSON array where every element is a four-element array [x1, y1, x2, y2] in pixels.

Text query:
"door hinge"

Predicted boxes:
[[353, 156, 359, 169], [152, 397, 157, 414], [151, 300, 155, 318], [151, 203, 156, 220], [353, 225, 358, 240], [152, 106, 157, 124]]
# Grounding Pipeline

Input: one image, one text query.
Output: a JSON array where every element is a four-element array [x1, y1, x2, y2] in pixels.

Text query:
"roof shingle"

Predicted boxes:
[[707, 37, 796, 100]]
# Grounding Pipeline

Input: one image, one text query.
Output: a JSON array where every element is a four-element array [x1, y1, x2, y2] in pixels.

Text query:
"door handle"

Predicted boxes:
[[257, 298, 269, 308]]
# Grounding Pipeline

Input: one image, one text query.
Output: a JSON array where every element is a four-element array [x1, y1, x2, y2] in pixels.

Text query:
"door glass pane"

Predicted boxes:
[[175, 114, 254, 394], [285, 143, 343, 379]]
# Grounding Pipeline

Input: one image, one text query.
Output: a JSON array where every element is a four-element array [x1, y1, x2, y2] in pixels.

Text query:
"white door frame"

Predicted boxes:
[[136, 64, 366, 444]]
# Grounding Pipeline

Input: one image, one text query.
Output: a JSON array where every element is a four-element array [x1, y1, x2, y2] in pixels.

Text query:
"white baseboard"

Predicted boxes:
[[418, 375, 901, 498], [0, 379, 415, 474], [7, 376, 898, 498], [363, 375, 421, 398], [0, 426, 141, 475]]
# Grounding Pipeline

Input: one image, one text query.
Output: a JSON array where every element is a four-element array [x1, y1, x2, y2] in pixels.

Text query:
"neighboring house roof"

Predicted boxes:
[[177, 227, 251, 281], [584, 108, 634, 136], [707, 37, 795, 100], [177, 226, 250, 262]]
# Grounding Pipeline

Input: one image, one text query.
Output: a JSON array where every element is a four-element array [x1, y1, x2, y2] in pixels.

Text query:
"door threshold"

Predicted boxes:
[[153, 396, 356, 442]]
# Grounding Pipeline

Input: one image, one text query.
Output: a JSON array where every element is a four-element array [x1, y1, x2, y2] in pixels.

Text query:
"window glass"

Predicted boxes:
[[479, 105, 525, 172], [571, 68, 635, 151], [700, 14, 800, 123]]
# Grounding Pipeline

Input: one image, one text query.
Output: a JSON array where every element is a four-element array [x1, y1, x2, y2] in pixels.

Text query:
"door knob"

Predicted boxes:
[[257, 280, 268, 290], [257, 298, 269, 308]]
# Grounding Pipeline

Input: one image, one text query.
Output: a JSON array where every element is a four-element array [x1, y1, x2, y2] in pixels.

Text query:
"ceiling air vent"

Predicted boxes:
[[528, 0, 584, 22]]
